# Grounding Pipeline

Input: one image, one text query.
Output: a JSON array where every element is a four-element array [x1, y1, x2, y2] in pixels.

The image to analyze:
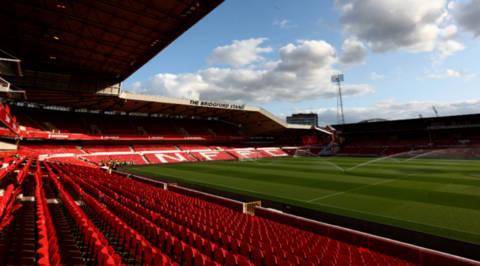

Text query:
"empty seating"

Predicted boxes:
[[190, 151, 236, 161], [145, 152, 197, 163], [133, 145, 178, 151], [42, 162, 423, 266], [177, 144, 210, 151], [83, 145, 108, 153], [104, 145, 131, 152]]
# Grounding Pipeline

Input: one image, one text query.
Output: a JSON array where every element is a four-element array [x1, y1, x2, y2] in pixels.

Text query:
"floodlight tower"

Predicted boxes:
[[332, 74, 345, 124], [432, 106, 438, 117]]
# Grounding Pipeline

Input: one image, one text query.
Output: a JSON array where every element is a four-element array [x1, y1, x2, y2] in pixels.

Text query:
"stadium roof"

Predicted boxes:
[[0, 0, 224, 95], [0, 0, 329, 137]]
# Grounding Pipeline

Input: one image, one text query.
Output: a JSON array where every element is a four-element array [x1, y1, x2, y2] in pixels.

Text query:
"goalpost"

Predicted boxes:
[[294, 149, 317, 157], [239, 151, 264, 161]]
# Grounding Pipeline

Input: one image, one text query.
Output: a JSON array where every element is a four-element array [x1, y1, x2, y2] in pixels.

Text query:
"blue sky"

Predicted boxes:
[[124, 0, 480, 126]]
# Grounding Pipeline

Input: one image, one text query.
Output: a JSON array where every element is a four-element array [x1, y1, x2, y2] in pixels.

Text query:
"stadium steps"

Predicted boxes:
[[4, 177, 35, 266], [22, 111, 49, 132], [199, 123, 211, 136], [186, 151, 198, 161], [80, 117, 92, 134], [43, 184, 87, 266], [128, 145, 135, 152], [410, 137, 420, 151], [172, 122, 182, 135], [129, 118, 138, 135], [75, 145, 87, 154], [140, 153, 150, 164]]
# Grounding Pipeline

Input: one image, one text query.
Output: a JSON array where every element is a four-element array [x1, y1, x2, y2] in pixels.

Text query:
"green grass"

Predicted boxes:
[[129, 156, 480, 244]]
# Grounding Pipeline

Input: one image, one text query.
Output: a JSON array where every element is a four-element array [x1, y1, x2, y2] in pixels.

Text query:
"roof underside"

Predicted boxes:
[[0, 0, 224, 94], [5, 91, 330, 136]]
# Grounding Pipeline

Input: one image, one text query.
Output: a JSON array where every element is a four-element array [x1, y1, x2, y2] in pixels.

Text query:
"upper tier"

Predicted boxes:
[[11, 106, 243, 137]]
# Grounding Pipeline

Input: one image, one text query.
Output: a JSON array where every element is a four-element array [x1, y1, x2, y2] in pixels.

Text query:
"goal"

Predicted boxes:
[[239, 151, 264, 161], [294, 149, 316, 157]]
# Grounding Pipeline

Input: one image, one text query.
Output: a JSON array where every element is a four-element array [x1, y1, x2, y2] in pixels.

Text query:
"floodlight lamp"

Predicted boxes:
[[185, 9, 192, 14], [331, 74, 344, 83], [53, 35, 60, 40]]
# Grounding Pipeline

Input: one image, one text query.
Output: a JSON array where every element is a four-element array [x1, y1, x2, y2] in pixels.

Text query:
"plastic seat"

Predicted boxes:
[[204, 242, 217, 259], [50, 253, 61, 266], [184, 246, 198, 266], [286, 254, 300, 266], [264, 253, 277, 266], [273, 247, 286, 260], [231, 239, 241, 255], [278, 260, 292, 266], [221, 234, 231, 251], [194, 253, 208, 266], [252, 248, 264, 266], [173, 240, 186, 264], [214, 248, 227, 265], [226, 253, 238, 266]]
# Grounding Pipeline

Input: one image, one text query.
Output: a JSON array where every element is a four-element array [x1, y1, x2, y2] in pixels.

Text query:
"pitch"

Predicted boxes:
[[129, 156, 480, 244]]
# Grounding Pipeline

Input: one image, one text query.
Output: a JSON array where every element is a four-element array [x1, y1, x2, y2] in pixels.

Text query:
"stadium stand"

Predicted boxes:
[[83, 145, 109, 154], [174, 119, 209, 136], [18, 145, 84, 155], [177, 144, 211, 151], [190, 151, 236, 161], [104, 145, 132, 153], [104, 116, 137, 135], [228, 144, 253, 150], [203, 120, 242, 136], [133, 144, 179, 151], [145, 152, 197, 163]]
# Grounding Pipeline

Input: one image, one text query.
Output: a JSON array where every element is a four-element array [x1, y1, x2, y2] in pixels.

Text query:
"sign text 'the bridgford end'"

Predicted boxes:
[[190, 100, 245, 110]]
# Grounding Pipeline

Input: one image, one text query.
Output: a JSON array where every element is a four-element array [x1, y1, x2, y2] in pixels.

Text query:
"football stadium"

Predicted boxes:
[[0, 1, 479, 266]]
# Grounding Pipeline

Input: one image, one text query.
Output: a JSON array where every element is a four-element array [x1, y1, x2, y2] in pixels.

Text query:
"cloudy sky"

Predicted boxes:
[[124, 0, 480, 126]]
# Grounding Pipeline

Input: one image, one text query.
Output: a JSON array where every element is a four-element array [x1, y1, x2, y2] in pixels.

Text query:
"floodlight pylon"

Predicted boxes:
[[332, 74, 345, 124]]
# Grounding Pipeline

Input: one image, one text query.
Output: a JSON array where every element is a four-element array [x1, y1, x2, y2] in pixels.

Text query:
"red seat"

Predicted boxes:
[[252, 248, 264, 266], [264, 253, 278, 266], [194, 253, 208, 266], [226, 253, 238, 266], [278, 260, 292, 266], [240, 242, 251, 259], [214, 248, 227, 265]]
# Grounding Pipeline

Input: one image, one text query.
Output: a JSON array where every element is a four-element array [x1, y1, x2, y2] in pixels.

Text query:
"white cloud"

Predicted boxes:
[[428, 69, 477, 80], [333, 0, 464, 64], [450, 0, 480, 38], [206, 38, 273, 67], [282, 98, 480, 125], [339, 38, 368, 68], [273, 19, 297, 29], [370, 72, 387, 80], [127, 39, 374, 104]]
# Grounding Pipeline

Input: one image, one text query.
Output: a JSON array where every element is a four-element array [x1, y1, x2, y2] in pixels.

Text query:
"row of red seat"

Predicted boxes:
[[34, 171, 61, 266], [49, 162, 422, 266], [44, 162, 125, 266], [0, 184, 22, 235]]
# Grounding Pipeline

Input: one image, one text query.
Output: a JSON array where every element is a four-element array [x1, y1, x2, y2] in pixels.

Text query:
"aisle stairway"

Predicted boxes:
[[43, 184, 86, 266], [5, 176, 35, 266]]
